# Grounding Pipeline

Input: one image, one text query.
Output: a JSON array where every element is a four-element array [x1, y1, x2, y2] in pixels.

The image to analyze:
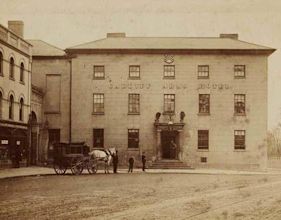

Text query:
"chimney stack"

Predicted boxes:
[[220, 33, 238, 40], [107, 33, 126, 38], [8, 21, 24, 38]]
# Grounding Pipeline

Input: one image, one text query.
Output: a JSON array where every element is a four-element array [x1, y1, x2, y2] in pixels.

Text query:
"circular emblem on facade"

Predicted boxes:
[[164, 54, 174, 64]]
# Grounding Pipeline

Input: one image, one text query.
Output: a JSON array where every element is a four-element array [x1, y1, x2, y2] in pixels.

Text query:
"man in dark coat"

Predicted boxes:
[[112, 150, 118, 173], [141, 152, 146, 172], [128, 156, 134, 173]]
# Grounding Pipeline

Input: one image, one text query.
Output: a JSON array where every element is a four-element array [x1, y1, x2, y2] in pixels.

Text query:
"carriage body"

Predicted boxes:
[[52, 142, 97, 175]]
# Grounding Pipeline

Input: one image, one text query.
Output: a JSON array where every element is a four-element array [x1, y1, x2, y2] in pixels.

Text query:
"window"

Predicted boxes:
[[48, 129, 60, 159], [198, 130, 209, 150], [93, 93, 104, 114], [234, 130, 245, 150], [9, 57, 14, 79], [199, 94, 210, 114], [234, 65, 245, 78], [128, 129, 139, 148], [129, 65, 140, 79], [164, 94, 175, 114], [19, 98, 24, 121], [93, 129, 104, 148], [0, 92, 2, 119], [198, 65, 209, 78], [93, 65, 105, 79], [20, 63, 24, 82], [9, 95, 14, 120], [0, 52, 3, 76], [164, 65, 175, 79], [128, 94, 140, 114], [234, 94, 246, 115]]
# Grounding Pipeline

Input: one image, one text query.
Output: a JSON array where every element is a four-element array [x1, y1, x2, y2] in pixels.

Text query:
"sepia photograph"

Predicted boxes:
[[0, 0, 281, 219]]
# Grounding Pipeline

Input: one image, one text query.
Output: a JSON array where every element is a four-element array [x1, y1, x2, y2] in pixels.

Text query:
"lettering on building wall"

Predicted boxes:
[[109, 83, 151, 89], [197, 83, 231, 90], [162, 83, 187, 90]]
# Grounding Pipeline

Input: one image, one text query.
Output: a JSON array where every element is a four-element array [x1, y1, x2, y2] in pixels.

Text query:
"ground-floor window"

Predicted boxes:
[[93, 129, 104, 148], [198, 130, 209, 150], [128, 129, 139, 148], [234, 130, 245, 150], [48, 129, 60, 159]]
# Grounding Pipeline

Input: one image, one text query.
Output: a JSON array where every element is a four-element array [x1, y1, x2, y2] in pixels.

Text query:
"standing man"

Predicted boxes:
[[128, 156, 134, 173], [112, 150, 119, 173], [141, 152, 146, 172]]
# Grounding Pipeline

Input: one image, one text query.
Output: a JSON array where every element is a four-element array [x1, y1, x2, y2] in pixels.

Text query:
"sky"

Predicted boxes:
[[1, 0, 281, 129]]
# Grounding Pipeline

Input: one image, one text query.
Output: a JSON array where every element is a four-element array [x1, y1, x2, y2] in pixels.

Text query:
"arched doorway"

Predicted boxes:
[[30, 111, 38, 165]]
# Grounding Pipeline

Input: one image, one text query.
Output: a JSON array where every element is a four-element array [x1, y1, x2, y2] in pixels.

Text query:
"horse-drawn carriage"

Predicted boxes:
[[52, 142, 116, 175]]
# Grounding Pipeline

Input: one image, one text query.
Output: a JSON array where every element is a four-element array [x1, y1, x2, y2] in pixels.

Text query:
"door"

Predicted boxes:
[[161, 131, 178, 159]]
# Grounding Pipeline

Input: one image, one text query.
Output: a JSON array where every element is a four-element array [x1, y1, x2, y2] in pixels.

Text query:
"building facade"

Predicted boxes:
[[0, 21, 32, 167], [65, 33, 275, 169]]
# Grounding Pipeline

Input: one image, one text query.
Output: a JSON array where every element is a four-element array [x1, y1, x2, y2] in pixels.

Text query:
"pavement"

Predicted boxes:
[[1, 166, 281, 179]]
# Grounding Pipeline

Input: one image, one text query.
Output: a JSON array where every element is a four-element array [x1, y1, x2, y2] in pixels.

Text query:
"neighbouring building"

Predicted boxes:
[[0, 21, 32, 167], [27, 40, 70, 164], [64, 33, 275, 169]]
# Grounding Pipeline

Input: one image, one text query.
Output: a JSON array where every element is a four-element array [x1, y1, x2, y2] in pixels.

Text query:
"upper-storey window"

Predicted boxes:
[[198, 65, 209, 79], [234, 65, 245, 78], [199, 94, 210, 114], [20, 63, 24, 83], [9, 95, 14, 120], [19, 98, 24, 121], [0, 91, 2, 119], [234, 130, 246, 150], [93, 93, 104, 114], [163, 65, 175, 79], [129, 65, 140, 79], [9, 57, 14, 79], [93, 65, 105, 79], [234, 94, 246, 115], [164, 94, 175, 114], [0, 52, 3, 76], [128, 94, 140, 114]]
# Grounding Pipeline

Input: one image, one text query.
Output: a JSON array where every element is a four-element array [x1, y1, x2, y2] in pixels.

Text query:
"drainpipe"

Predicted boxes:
[[69, 59, 72, 143]]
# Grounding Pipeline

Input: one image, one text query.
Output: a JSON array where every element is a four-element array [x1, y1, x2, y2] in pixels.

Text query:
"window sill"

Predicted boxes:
[[197, 77, 209, 80], [163, 77, 175, 80], [128, 113, 140, 115], [197, 149, 209, 152], [198, 113, 210, 116], [93, 77, 105, 80], [234, 76, 246, 79], [127, 148, 139, 151], [92, 112, 105, 115], [128, 77, 140, 80], [163, 112, 175, 115], [234, 113, 246, 116], [44, 111, 61, 114], [234, 149, 246, 152]]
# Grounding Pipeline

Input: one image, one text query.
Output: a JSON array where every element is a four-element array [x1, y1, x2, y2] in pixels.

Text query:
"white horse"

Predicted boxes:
[[88, 148, 116, 174]]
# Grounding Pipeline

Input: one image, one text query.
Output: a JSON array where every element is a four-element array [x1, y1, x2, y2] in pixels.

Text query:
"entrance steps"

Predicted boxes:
[[149, 160, 193, 169]]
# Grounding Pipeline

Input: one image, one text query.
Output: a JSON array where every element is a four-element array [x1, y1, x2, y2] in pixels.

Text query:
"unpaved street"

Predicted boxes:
[[1, 173, 281, 219]]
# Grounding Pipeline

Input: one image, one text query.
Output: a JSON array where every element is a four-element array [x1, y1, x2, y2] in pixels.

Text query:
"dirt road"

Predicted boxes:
[[1, 173, 281, 219]]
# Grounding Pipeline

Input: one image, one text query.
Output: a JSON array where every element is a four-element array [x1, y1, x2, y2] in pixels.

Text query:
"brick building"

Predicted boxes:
[[64, 33, 275, 169], [0, 21, 32, 167]]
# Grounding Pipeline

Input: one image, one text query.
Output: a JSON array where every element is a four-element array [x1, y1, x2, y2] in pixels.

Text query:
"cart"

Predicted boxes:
[[52, 142, 97, 175]]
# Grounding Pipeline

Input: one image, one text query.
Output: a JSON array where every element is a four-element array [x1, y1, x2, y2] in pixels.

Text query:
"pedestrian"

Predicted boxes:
[[128, 156, 134, 173], [141, 152, 146, 172], [112, 150, 118, 173]]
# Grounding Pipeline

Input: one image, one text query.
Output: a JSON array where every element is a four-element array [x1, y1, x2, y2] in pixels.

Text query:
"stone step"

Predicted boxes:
[[149, 160, 193, 169]]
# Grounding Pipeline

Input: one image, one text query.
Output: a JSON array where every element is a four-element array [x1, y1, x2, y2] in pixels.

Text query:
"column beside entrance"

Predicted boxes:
[[156, 129, 161, 160]]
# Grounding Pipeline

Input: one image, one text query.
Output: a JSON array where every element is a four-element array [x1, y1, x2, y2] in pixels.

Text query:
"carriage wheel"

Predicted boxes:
[[87, 160, 97, 174], [70, 157, 84, 175], [53, 164, 67, 175]]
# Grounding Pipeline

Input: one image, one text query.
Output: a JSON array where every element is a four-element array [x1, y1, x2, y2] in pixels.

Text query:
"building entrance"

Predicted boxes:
[[161, 131, 178, 159]]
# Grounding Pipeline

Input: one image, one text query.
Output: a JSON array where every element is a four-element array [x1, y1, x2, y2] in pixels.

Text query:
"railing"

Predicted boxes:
[[0, 25, 31, 55]]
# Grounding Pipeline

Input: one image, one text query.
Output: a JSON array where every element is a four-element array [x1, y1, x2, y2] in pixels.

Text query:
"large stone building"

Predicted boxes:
[[0, 21, 32, 167], [64, 33, 275, 169]]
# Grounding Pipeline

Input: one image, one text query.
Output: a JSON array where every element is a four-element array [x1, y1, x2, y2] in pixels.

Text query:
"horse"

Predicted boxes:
[[88, 147, 116, 174]]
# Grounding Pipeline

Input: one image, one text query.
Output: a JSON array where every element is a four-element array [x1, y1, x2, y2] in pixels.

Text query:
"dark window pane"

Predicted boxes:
[[129, 65, 140, 78], [198, 65, 209, 78], [93, 129, 104, 148], [164, 65, 175, 78], [93, 65, 105, 78], [198, 130, 209, 149], [128, 129, 139, 148]]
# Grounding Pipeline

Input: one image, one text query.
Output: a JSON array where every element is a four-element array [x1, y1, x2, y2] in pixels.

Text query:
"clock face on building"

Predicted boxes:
[[164, 54, 174, 64]]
